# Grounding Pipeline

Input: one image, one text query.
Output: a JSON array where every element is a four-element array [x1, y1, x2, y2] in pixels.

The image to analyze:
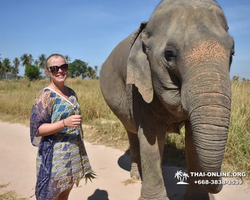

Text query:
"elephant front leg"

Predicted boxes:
[[138, 127, 169, 200], [127, 130, 141, 180], [184, 121, 215, 200]]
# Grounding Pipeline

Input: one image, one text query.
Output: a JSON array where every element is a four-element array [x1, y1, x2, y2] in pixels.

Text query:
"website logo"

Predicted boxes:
[[174, 170, 189, 185]]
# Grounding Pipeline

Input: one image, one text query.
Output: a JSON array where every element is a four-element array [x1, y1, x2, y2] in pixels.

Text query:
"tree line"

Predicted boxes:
[[0, 53, 98, 81], [2, 53, 248, 82], [232, 76, 250, 82]]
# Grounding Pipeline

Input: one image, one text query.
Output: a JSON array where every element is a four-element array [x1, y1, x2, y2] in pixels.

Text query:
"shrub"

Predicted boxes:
[[24, 65, 41, 81]]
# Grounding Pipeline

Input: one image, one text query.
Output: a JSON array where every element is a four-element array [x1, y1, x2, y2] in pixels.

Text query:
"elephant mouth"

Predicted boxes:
[[159, 89, 187, 119]]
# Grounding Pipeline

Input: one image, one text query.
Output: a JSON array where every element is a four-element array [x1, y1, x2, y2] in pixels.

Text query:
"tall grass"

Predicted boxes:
[[0, 78, 249, 178], [0, 78, 116, 124], [223, 81, 250, 175], [0, 78, 48, 124], [65, 78, 116, 122]]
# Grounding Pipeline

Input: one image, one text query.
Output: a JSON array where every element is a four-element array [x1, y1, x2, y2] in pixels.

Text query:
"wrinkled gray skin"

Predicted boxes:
[[100, 0, 234, 199]]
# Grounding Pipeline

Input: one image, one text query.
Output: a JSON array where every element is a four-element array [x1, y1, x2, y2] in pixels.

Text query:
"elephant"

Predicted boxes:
[[99, 0, 235, 199]]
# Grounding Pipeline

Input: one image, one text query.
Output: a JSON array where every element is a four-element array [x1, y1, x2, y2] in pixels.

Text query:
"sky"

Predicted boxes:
[[0, 0, 249, 79]]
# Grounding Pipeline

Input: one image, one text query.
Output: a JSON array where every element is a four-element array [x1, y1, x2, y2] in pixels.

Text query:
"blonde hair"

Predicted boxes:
[[45, 54, 68, 70]]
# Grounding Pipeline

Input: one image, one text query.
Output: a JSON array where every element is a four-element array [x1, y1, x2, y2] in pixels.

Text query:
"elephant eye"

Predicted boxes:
[[165, 51, 176, 61], [229, 49, 235, 66], [165, 46, 177, 63], [231, 49, 235, 56]]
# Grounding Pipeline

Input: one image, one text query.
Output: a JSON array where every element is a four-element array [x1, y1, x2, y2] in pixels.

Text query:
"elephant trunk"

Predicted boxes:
[[190, 103, 230, 170], [183, 66, 231, 192]]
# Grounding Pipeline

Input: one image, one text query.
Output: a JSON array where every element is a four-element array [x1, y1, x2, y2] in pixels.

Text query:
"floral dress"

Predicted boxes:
[[30, 87, 93, 200]]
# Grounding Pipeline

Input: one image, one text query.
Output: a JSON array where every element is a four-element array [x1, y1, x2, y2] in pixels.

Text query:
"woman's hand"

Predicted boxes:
[[64, 115, 82, 127]]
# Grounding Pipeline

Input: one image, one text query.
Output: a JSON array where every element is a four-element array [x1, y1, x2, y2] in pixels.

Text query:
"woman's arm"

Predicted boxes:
[[36, 115, 82, 137], [36, 120, 64, 136]]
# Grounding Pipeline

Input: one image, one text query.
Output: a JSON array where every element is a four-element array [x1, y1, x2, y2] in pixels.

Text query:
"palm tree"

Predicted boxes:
[[34, 60, 39, 66], [20, 53, 30, 66], [38, 54, 46, 75], [12, 57, 20, 80], [28, 54, 33, 65], [2, 58, 11, 79]]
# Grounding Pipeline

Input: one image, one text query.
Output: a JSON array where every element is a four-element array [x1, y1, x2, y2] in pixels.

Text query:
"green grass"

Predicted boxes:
[[0, 78, 249, 181]]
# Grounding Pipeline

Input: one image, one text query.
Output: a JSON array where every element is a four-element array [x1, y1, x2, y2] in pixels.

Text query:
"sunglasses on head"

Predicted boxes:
[[49, 63, 68, 73]]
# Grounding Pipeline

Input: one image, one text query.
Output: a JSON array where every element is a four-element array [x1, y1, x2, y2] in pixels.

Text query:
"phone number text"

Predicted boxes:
[[194, 179, 243, 185]]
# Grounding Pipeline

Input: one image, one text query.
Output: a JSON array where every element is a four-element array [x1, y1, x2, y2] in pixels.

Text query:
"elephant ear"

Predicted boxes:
[[127, 21, 153, 104]]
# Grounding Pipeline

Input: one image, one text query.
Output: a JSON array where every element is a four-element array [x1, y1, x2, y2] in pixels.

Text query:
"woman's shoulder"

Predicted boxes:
[[42, 87, 56, 96], [34, 87, 55, 103]]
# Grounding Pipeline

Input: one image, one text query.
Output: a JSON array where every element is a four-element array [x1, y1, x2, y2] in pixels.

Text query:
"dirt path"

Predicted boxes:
[[0, 121, 249, 200]]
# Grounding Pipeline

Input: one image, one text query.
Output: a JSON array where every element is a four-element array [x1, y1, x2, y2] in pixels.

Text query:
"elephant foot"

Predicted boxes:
[[130, 171, 141, 180], [130, 163, 141, 180], [138, 196, 169, 200]]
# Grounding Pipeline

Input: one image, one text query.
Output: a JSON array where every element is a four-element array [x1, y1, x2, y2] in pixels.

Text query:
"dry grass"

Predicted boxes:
[[0, 78, 115, 124], [223, 81, 250, 175], [0, 184, 27, 200], [122, 178, 139, 186], [0, 78, 249, 180]]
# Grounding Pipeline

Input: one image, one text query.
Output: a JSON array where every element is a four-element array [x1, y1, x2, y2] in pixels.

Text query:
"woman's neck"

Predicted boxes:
[[49, 82, 67, 95]]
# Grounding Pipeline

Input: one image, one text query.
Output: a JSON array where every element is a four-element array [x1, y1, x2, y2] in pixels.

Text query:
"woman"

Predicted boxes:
[[30, 54, 95, 200]]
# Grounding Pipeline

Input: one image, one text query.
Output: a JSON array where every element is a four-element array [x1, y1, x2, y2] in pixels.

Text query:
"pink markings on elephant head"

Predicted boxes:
[[184, 40, 227, 67]]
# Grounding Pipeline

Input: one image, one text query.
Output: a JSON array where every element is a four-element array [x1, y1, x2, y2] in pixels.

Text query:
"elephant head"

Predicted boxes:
[[127, 0, 234, 194]]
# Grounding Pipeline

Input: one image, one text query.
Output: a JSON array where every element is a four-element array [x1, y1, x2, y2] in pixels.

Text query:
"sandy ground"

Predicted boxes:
[[0, 121, 249, 200]]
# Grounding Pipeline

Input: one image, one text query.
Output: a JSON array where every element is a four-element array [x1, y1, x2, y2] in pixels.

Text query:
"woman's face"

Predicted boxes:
[[47, 56, 68, 84]]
